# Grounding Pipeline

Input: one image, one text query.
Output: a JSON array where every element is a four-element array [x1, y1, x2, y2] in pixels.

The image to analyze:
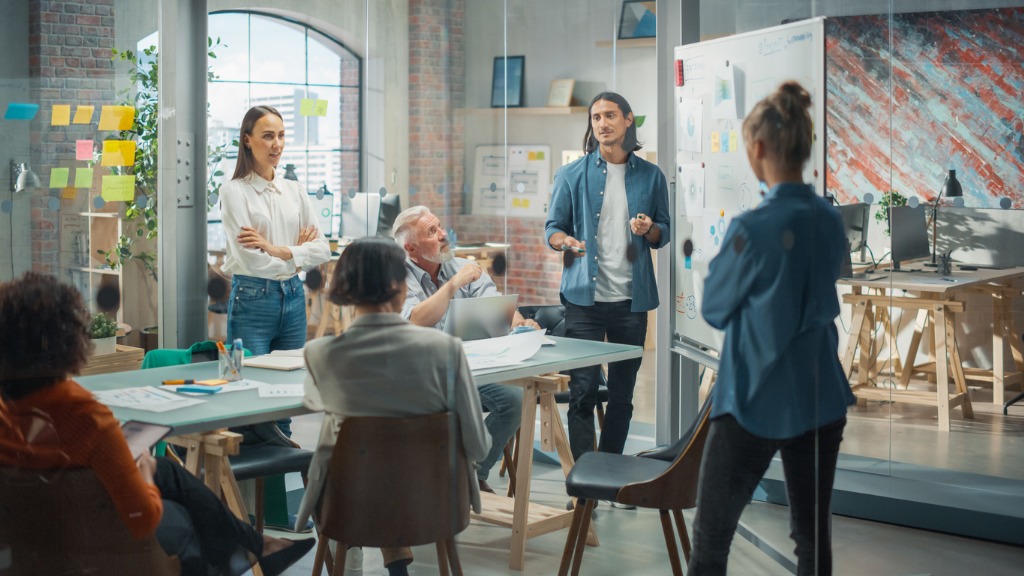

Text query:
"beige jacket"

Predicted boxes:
[[294, 313, 490, 529]]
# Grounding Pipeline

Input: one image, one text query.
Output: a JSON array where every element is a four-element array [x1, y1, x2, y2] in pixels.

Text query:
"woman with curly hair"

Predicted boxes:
[[0, 272, 314, 576]]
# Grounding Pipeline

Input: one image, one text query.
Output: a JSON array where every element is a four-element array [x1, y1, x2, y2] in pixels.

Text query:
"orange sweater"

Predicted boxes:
[[0, 379, 163, 539]]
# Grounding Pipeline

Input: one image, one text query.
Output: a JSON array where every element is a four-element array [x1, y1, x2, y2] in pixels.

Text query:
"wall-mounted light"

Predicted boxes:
[[10, 161, 40, 194]]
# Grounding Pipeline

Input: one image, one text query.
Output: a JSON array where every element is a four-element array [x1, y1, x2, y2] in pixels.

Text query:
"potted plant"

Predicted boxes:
[[874, 190, 908, 236], [89, 313, 120, 356]]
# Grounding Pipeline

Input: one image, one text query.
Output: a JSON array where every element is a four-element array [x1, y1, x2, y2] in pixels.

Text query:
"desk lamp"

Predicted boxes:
[[928, 169, 962, 267], [10, 161, 41, 193]]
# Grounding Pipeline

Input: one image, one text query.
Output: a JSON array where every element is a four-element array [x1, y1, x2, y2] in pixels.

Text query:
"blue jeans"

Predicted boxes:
[[228, 274, 307, 436], [687, 415, 846, 576], [562, 297, 647, 460], [476, 383, 522, 481]]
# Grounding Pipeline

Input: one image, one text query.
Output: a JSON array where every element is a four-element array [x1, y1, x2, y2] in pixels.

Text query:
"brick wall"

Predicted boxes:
[[28, 0, 116, 275], [408, 0, 561, 304]]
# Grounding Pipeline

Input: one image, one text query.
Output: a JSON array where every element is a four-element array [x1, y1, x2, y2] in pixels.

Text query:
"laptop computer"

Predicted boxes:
[[443, 294, 518, 341]]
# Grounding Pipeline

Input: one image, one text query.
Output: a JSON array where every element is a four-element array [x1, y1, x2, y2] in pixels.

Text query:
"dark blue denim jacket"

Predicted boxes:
[[544, 149, 670, 312]]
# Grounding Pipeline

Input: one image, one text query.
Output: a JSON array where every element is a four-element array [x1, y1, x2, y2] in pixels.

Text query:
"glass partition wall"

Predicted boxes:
[[4, 0, 1022, 572]]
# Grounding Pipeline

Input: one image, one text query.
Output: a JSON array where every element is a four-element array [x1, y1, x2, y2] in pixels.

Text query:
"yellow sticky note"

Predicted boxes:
[[299, 98, 315, 116], [73, 105, 94, 124], [101, 140, 137, 167], [101, 174, 135, 201], [710, 131, 721, 153], [729, 131, 738, 152], [61, 186, 77, 199], [74, 167, 94, 188], [313, 99, 328, 116], [49, 167, 70, 189], [98, 105, 135, 131], [51, 105, 71, 126]]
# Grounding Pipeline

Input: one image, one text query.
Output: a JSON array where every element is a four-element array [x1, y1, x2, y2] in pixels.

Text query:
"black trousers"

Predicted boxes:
[[152, 457, 262, 576], [562, 297, 648, 460]]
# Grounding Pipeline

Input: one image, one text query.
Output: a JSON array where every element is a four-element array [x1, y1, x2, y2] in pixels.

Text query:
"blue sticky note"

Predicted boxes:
[[4, 103, 40, 121]]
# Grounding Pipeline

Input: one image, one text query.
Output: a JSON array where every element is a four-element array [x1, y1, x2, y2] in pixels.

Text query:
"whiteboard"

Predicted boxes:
[[471, 145, 551, 218], [672, 18, 826, 352]]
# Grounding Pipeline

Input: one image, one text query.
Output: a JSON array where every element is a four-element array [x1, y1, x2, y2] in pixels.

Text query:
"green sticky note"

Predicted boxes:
[[49, 167, 70, 188], [299, 98, 315, 116], [74, 167, 94, 189], [101, 174, 135, 201], [313, 99, 328, 116]]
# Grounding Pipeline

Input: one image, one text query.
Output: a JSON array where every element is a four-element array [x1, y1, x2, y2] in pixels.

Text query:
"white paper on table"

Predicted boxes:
[[94, 386, 205, 412], [257, 383, 305, 398], [243, 354, 305, 371], [268, 349, 304, 357], [462, 329, 547, 371]]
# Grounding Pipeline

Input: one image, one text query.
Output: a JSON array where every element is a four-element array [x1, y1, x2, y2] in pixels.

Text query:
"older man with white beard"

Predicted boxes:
[[393, 206, 539, 494]]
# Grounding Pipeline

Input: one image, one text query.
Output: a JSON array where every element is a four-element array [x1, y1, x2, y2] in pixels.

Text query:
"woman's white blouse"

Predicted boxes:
[[220, 172, 331, 280]]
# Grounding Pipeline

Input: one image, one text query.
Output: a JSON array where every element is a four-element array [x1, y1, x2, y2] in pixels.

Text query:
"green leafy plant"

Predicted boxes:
[[89, 313, 119, 339], [874, 190, 908, 236], [97, 38, 228, 281]]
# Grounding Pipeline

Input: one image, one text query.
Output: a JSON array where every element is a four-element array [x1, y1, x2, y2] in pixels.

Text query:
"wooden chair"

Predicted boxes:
[[558, 398, 713, 576], [311, 413, 470, 576], [0, 467, 179, 575]]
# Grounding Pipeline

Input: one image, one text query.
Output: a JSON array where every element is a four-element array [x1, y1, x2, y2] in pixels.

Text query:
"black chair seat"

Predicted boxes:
[[565, 452, 671, 502], [230, 444, 313, 481]]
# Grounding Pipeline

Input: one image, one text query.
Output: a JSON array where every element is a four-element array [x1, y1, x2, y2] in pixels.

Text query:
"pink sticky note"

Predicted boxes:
[[76, 140, 94, 161]]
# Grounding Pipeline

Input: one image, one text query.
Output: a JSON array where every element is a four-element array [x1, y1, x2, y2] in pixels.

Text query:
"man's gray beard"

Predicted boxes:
[[423, 245, 455, 264]]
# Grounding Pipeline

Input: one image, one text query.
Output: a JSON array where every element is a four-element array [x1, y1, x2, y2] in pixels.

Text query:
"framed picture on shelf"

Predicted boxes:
[[491, 55, 525, 108], [546, 78, 575, 107], [618, 1, 656, 40]]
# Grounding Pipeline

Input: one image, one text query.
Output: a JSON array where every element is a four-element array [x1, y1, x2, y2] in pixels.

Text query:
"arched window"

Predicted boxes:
[[206, 11, 361, 238]]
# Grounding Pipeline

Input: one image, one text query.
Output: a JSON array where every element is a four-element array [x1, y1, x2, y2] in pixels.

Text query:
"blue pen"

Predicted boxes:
[[177, 385, 222, 394]]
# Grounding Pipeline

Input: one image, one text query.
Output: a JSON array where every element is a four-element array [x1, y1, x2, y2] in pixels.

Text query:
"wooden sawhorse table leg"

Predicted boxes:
[[168, 430, 264, 576], [471, 373, 598, 571]]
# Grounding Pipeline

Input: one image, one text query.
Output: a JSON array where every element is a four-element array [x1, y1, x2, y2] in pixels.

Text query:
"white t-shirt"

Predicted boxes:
[[595, 161, 632, 302], [220, 171, 331, 280]]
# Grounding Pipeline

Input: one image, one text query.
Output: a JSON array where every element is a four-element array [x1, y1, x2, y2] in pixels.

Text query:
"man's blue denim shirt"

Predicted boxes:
[[544, 149, 670, 313]]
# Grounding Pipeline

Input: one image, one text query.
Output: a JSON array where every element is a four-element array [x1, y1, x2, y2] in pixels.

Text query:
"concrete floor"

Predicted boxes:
[[269, 350, 1024, 575]]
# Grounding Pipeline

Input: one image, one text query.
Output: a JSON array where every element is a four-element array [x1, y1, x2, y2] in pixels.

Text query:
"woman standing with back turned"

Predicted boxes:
[[220, 105, 331, 435], [687, 82, 855, 576]]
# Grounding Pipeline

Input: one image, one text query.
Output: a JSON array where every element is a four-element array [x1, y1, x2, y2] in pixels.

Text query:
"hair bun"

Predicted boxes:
[[775, 81, 811, 121]]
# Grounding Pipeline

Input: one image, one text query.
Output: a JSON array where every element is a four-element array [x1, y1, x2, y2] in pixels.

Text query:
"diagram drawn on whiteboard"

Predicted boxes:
[[676, 290, 698, 320]]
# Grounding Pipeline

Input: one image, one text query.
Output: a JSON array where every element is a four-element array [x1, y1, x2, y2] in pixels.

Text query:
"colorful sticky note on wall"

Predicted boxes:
[[101, 140, 137, 167], [101, 174, 135, 201], [51, 105, 71, 126], [76, 139, 94, 161], [729, 131, 738, 152], [61, 186, 77, 199], [73, 105, 94, 124], [710, 131, 721, 153], [4, 103, 39, 120], [74, 168, 94, 188], [313, 99, 328, 116], [299, 98, 315, 116], [49, 167, 70, 189], [98, 105, 135, 130]]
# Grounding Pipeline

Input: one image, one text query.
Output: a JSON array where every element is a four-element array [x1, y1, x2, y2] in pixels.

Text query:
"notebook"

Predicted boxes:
[[243, 350, 305, 371], [121, 420, 172, 461], [443, 294, 518, 341]]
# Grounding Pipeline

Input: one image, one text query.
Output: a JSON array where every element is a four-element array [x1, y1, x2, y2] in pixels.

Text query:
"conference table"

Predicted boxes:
[[839, 265, 1024, 430], [77, 336, 642, 571]]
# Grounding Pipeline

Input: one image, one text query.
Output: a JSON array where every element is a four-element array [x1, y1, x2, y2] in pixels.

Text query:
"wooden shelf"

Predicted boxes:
[[80, 345, 144, 376], [596, 37, 655, 49], [457, 106, 587, 116]]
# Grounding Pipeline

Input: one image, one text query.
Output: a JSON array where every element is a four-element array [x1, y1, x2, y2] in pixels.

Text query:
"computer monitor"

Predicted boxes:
[[837, 203, 870, 262], [377, 194, 402, 237], [888, 205, 930, 271], [339, 192, 381, 240]]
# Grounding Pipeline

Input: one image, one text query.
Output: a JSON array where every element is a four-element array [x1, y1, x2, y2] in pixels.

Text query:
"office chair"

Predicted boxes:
[[0, 467, 180, 575], [311, 413, 470, 575], [558, 398, 713, 576]]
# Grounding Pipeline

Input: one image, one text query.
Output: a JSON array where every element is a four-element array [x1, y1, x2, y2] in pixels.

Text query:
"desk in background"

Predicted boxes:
[[840, 266, 1024, 430]]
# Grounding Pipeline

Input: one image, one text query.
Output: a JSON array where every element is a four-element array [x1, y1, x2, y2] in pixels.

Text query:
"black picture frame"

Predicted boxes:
[[491, 56, 525, 108], [618, 1, 657, 40]]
